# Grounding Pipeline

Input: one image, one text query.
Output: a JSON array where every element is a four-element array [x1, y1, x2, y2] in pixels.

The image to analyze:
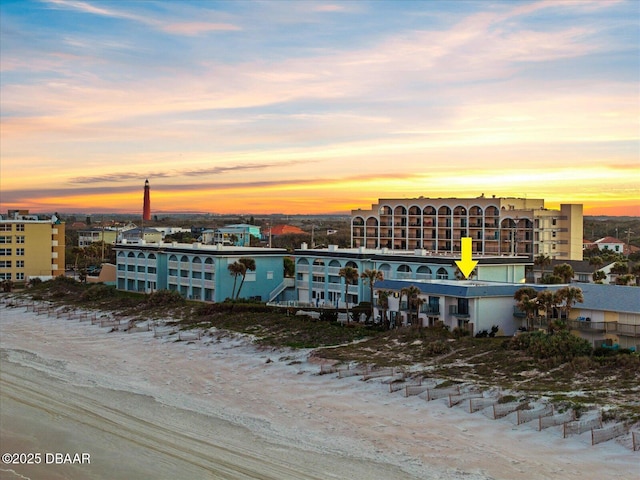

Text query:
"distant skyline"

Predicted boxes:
[[1, 0, 638, 216]]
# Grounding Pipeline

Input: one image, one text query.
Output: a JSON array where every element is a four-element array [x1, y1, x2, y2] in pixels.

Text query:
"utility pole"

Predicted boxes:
[[625, 229, 634, 255]]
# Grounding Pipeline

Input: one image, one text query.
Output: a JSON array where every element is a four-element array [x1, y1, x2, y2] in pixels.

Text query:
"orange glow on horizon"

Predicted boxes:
[[2, 188, 638, 217]]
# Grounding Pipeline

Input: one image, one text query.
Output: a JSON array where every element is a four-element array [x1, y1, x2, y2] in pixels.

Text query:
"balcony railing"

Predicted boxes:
[[420, 305, 440, 315], [449, 305, 470, 318], [618, 323, 640, 337], [566, 319, 605, 333], [567, 319, 640, 337]]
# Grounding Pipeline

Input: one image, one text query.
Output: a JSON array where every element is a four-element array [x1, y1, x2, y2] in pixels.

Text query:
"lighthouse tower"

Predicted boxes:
[[143, 179, 151, 221]]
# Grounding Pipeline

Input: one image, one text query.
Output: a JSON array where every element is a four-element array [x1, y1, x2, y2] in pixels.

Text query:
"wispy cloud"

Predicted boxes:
[[2, 0, 637, 214], [161, 22, 241, 36]]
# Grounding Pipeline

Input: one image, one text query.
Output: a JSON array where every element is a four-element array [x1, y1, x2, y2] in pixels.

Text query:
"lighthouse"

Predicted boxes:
[[143, 179, 151, 221]]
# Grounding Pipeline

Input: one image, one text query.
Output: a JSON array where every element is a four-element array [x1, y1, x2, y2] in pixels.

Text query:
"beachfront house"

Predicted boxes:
[[566, 283, 640, 350]]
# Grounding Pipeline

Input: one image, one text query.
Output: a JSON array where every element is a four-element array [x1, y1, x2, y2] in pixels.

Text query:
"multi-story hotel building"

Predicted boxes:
[[0, 210, 65, 282], [115, 241, 288, 302], [351, 196, 583, 260]]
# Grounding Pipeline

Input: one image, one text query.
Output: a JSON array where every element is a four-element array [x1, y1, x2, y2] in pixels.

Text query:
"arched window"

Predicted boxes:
[[436, 267, 448, 279], [417, 265, 432, 279]]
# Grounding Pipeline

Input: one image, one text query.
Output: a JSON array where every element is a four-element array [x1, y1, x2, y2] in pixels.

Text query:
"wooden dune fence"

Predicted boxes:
[[517, 404, 554, 425], [448, 390, 483, 408], [492, 402, 528, 420], [153, 325, 176, 338], [591, 423, 626, 445], [632, 431, 639, 451], [362, 367, 404, 382], [539, 410, 575, 431], [469, 396, 500, 414], [425, 385, 461, 401], [563, 415, 602, 438], [178, 330, 202, 341], [402, 382, 437, 396]]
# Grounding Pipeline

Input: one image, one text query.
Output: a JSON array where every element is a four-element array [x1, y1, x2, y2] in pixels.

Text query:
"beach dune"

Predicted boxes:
[[0, 303, 636, 480]]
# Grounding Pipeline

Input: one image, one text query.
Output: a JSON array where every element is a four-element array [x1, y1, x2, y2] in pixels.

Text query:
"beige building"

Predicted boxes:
[[78, 228, 118, 247], [0, 210, 66, 283], [351, 196, 583, 260]]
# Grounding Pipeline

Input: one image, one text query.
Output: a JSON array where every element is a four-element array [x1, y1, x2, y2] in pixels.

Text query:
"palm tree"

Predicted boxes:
[[339, 266, 359, 324], [534, 254, 551, 283], [514, 287, 538, 331], [400, 285, 423, 327], [376, 289, 392, 329], [536, 290, 555, 329], [235, 258, 256, 299], [592, 270, 606, 283], [552, 263, 574, 284], [228, 261, 246, 299], [361, 269, 384, 321], [555, 285, 584, 323], [609, 262, 629, 283], [588, 255, 604, 272]]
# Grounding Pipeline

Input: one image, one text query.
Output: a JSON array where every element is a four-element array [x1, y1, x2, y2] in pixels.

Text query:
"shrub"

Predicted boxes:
[[145, 289, 185, 307], [510, 331, 592, 362], [424, 340, 451, 355], [452, 327, 470, 338], [80, 284, 117, 301], [319, 309, 338, 322]]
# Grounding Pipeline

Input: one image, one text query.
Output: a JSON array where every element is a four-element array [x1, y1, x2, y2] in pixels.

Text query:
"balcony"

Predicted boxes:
[[449, 305, 470, 318], [567, 318, 605, 333], [568, 319, 640, 337], [513, 306, 526, 318], [617, 323, 640, 337], [420, 305, 440, 315]]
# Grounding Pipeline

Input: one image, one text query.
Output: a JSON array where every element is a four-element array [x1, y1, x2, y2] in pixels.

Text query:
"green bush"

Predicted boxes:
[[319, 309, 338, 322], [452, 327, 470, 338], [510, 331, 592, 362], [424, 340, 451, 355], [80, 284, 116, 301], [145, 289, 185, 307]]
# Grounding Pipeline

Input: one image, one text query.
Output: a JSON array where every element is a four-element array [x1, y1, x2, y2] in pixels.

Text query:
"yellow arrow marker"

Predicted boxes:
[[455, 237, 478, 279]]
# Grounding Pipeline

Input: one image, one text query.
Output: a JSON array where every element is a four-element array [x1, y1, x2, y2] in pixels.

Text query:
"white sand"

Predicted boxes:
[[0, 302, 636, 480]]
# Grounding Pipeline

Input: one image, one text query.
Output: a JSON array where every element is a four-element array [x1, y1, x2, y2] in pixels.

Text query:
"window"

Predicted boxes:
[[0, 273, 12, 280], [457, 298, 469, 315], [16, 248, 25, 256], [16, 236, 25, 244], [0, 261, 11, 268], [552, 219, 557, 226], [16, 273, 24, 281], [0, 225, 11, 232], [16, 260, 24, 268], [16, 224, 25, 231], [0, 236, 10, 244], [267, 271, 274, 280], [0, 248, 11, 256]]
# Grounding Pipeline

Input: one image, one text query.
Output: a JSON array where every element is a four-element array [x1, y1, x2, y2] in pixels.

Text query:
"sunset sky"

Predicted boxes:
[[1, 0, 638, 216]]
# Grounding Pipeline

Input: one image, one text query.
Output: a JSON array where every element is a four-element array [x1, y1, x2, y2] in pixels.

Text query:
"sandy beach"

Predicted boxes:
[[0, 301, 636, 480]]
